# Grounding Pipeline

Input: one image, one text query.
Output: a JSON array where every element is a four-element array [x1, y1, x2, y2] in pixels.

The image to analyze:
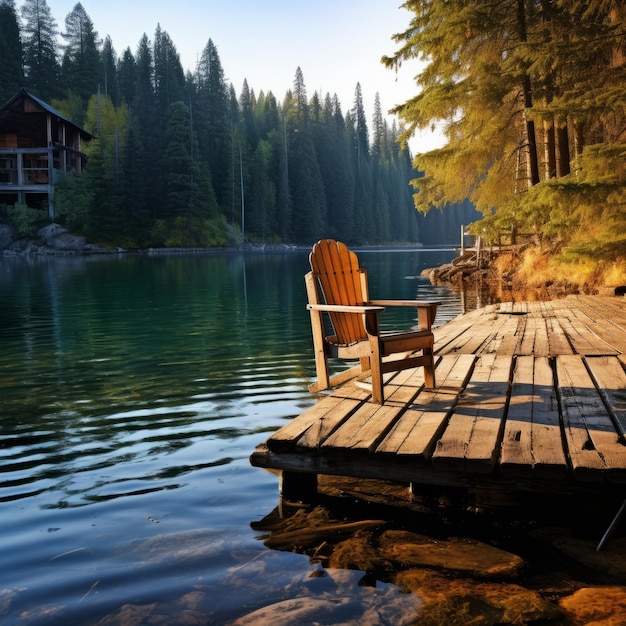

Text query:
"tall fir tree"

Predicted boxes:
[[81, 93, 129, 241], [285, 69, 326, 242], [162, 101, 198, 219], [159, 100, 219, 245], [128, 34, 161, 221], [0, 0, 24, 104], [194, 39, 230, 210], [117, 47, 136, 105], [153, 25, 185, 122], [20, 0, 60, 100], [350, 83, 375, 242], [100, 36, 120, 105], [60, 3, 100, 104]]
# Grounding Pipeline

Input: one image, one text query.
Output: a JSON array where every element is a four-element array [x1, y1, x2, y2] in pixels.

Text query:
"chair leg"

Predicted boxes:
[[369, 343, 384, 404], [314, 350, 330, 390], [424, 348, 436, 388], [308, 308, 331, 390], [370, 363, 384, 404]]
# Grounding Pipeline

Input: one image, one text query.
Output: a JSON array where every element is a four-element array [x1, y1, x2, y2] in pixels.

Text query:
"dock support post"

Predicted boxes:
[[596, 498, 626, 551], [280, 471, 318, 502]]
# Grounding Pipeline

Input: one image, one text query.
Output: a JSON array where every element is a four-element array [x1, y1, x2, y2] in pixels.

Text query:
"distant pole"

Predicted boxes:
[[461, 225, 465, 254], [114, 126, 119, 177], [240, 147, 245, 242], [97, 86, 102, 134]]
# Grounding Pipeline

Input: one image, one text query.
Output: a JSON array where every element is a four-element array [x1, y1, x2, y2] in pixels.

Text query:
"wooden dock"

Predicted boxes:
[[250, 295, 626, 500]]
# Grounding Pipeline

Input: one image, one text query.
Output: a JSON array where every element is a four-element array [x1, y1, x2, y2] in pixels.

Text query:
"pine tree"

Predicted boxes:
[[128, 34, 161, 222], [313, 93, 355, 240], [194, 39, 230, 210], [371, 93, 392, 241], [350, 83, 374, 242], [162, 101, 197, 219], [285, 68, 326, 242], [100, 36, 120, 105], [153, 25, 185, 122], [60, 3, 101, 102], [0, 0, 24, 104], [21, 0, 60, 100], [80, 93, 129, 241], [275, 102, 291, 241], [117, 47, 136, 105], [291, 66, 308, 130]]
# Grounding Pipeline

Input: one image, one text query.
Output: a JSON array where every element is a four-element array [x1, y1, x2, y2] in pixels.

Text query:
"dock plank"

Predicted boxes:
[[432, 354, 512, 473], [556, 309, 618, 356], [376, 354, 475, 460], [296, 388, 369, 451], [320, 363, 436, 454], [268, 386, 368, 453], [545, 313, 574, 356], [495, 312, 526, 356], [518, 315, 542, 356], [575, 298, 626, 353], [480, 313, 521, 355], [436, 308, 502, 355], [584, 356, 626, 440], [321, 402, 402, 453], [433, 308, 486, 354], [462, 311, 512, 355], [556, 355, 626, 481], [501, 356, 568, 477]]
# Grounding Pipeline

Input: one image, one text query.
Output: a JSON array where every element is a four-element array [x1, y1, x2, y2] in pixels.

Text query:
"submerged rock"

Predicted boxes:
[[379, 530, 525, 578], [396, 569, 563, 625], [559, 586, 626, 625], [128, 528, 239, 565], [227, 568, 421, 626], [328, 532, 388, 572]]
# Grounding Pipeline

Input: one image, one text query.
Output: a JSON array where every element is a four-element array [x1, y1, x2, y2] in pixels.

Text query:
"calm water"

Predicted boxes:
[[0, 249, 464, 625]]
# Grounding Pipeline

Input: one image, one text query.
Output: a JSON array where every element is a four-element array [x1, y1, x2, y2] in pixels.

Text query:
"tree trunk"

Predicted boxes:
[[556, 123, 571, 177], [517, 0, 540, 187], [543, 116, 556, 180]]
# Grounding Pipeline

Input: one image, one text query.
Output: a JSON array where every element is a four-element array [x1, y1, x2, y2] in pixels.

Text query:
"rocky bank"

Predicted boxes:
[[0, 223, 117, 256]]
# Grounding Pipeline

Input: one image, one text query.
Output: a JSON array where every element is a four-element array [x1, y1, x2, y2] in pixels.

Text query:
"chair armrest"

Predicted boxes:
[[307, 304, 386, 314], [369, 300, 439, 330], [369, 300, 441, 308]]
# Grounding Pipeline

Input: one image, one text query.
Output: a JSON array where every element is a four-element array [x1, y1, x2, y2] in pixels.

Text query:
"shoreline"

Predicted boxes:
[[421, 245, 624, 301], [1, 223, 457, 258]]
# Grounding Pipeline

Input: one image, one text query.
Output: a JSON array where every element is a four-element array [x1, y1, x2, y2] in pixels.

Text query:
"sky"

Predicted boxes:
[[17, 0, 444, 152]]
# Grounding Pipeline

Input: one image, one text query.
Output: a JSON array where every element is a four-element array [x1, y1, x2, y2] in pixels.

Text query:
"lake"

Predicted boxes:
[[1, 248, 472, 625]]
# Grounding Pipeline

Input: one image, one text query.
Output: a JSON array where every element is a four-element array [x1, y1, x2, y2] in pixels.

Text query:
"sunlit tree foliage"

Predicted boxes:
[[384, 0, 626, 265]]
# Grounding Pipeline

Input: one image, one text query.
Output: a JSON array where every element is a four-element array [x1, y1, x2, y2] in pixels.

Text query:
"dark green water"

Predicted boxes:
[[0, 249, 462, 624]]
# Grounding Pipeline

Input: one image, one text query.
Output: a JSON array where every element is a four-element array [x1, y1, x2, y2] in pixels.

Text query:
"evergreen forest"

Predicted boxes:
[[0, 0, 477, 249], [385, 0, 626, 287]]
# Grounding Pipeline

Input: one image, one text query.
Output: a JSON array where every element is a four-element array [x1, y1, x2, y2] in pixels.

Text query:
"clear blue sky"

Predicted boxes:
[[19, 0, 443, 151]]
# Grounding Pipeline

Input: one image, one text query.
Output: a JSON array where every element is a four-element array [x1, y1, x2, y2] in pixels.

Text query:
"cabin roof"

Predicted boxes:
[[0, 89, 94, 142]]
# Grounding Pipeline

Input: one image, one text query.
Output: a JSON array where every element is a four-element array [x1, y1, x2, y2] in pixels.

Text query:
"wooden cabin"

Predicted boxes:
[[0, 90, 93, 218]]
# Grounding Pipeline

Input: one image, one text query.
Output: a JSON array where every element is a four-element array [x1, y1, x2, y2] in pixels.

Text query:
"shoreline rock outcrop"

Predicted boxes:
[[1, 223, 117, 256]]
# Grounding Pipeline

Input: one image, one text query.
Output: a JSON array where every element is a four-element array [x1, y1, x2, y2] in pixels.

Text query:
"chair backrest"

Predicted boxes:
[[309, 239, 369, 345]]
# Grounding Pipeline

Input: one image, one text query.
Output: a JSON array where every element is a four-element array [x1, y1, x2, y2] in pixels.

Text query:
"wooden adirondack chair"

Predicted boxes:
[[305, 239, 439, 404]]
